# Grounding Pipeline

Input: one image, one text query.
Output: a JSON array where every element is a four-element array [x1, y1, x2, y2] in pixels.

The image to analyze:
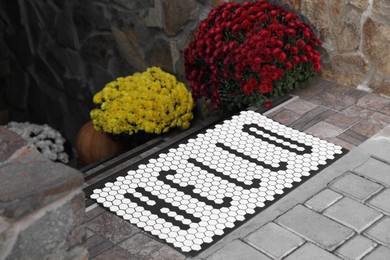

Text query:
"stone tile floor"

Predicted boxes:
[[82, 78, 390, 259]]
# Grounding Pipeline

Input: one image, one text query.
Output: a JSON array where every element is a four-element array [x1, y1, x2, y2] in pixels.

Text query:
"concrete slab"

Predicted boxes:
[[362, 245, 390, 260], [329, 172, 383, 201], [244, 222, 304, 259], [276, 205, 354, 251], [284, 243, 341, 260], [354, 158, 390, 187], [368, 189, 390, 214], [205, 240, 271, 260], [323, 197, 383, 232], [335, 235, 377, 260], [364, 217, 390, 247], [305, 188, 343, 212]]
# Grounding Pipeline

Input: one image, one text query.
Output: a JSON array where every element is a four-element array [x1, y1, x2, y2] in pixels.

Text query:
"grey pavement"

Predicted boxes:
[[84, 79, 390, 259], [196, 125, 390, 260]]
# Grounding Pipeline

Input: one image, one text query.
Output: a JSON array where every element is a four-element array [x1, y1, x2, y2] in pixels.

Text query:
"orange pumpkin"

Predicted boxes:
[[75, 121, 123, 165]]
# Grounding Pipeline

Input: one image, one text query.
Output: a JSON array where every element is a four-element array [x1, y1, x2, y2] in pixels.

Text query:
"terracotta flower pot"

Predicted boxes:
[[75, 121, 123, 165]]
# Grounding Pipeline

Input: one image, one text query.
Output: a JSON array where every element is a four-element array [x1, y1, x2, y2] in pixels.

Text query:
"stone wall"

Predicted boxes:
[[0, 0, 216, 149], [279, 0, 390, 96], [0, 0, 388, 152], [0, 127, 87, 259]]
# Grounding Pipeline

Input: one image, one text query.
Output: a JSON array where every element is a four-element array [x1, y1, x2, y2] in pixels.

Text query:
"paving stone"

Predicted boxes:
[[364, 217, 390, 247], [331, 137, 357, 150], [289, 106, 336, 131], [305, 189, 342, 212], [86, 234, 114, 258], [370, 112, 390, 127], [337, 129, 368, 146], [206, 240, 271, 260], [382, 104, 390, 116], [342, 105, 374, 120], [244, 222, 304, 259], [276, 205, 354, 251], [86, 228, 95, 239], [368, 189, 390, 214], [335, 235, 377, 260], [329, 172, 383, 201], [149, 245, 186, 260], [119, 233, 164, 259], [92, 245, 140, 260], [305, 121, 344, 140], [269, 109, 301, 126], [284, 243, 341, 260], [362, 245, 390, 260], [350, 120, 383, 138], [310, 90, 356, 111], [84, 211, 139, 244], [356, 93, 390, 111], [82, 205, 106, 224], [283, 98, 319, 115], [324, 112, 359, 129], [344, 88, 368, 102], [354, 157, 390, 187], [323, 197, 383, 232]]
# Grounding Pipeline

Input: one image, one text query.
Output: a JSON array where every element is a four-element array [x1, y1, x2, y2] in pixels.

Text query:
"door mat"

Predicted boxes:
[[89, 110, 347, 256]]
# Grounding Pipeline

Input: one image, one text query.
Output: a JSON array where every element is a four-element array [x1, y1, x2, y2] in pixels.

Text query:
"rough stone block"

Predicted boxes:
[[305, 188, 342, 212], [346, 0, 369, 10], [363, 18, 390, 75], [334, 8, 361, 52], [206, 240, 271, 260], [111, 29, 146, 72], [284, 243, 341, 260], [362, 245, 390, 260], [372, 0, 390, 18], [276, 205, 354, 251], [244, 222, 304, 259], [329, 172, 383, 201], [364, 217, 390, 247], [0, 127, 27, 163], [354, 157, 390, 187], [3, 191, 86, 260], [323, 197, 383, 232], [335, 235, 377, 260], [368, 189, 390, 214], [163, 0, 199, 36], [0, 149, 84, 219], [300, 0, 334, 46], [322, 53, 369, 87]]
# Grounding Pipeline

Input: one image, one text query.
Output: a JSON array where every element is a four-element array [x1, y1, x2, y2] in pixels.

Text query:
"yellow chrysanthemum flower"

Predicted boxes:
[[90, 67, 194, 136]]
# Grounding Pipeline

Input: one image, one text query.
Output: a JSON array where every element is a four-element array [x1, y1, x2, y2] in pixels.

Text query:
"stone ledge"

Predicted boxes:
[[0, 127, 84, 219], [0, 127, 27, 163], [0, 126, 87, 258]]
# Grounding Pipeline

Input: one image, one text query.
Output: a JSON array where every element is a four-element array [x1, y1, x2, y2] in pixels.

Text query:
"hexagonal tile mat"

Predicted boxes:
[[90, 110, 347, 256]]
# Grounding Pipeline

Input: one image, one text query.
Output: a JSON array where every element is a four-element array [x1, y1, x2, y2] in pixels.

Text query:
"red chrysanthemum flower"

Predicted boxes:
[[184, 0, 322, 111]]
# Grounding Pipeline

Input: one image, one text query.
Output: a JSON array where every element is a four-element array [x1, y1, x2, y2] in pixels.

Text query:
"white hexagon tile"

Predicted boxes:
[[90, 110, 347, 256]]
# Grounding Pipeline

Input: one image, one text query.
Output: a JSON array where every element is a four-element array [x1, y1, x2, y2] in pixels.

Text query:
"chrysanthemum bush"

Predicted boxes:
[[184, 0, 322, 110], [90, 67, 194, 136], [6, 122, 69, 163]]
